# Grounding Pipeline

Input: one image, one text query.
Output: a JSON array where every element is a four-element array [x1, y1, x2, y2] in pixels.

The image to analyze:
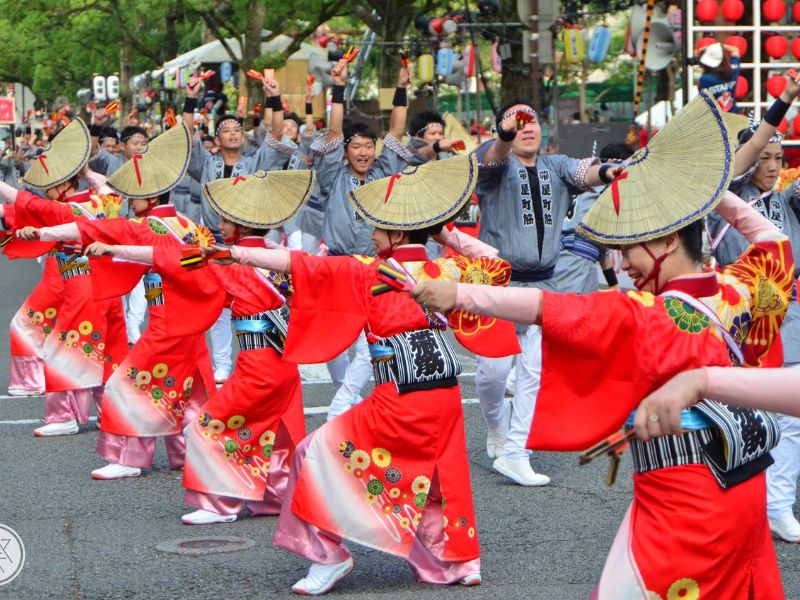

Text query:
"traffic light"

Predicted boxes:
[[93, 75, 107, 102]]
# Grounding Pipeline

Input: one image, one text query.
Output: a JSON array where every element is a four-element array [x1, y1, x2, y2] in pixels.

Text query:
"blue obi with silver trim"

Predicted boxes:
[[232, 307, 289, 353]]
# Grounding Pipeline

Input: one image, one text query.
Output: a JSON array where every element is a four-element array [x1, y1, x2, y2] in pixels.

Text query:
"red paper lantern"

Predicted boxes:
[[696, 0, 719, 22], [778, 117, 789, 133], [794, 1, 800, 22], [763, 0, 786, 21], [766, 34, 789, 57], [792, 37, 800, 58], [726, 35, 748, 56], [767, 74, 788, 97], [721, 0, 745, 20], [735, 75, 749, 98]]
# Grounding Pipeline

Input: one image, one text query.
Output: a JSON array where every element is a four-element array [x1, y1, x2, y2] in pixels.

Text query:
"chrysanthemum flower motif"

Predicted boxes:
[[207, 420, 225, 434], [227, 415, 245, 429], [364, 492, 378, 504], [399, 517, 410, 529], [259, 430, 276, 446], [371, 448, 391, 467], [389, 487, 401, 499], [152, 363, 168, 378], [666, 579, 698, 600], [366, 478, 385, 495], [350, 449, 370, 469], [412, 475, 431, 494]]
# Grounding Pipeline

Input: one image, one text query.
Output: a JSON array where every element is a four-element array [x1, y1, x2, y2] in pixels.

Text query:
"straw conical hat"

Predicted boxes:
[[348, 154, 478, 231], [578, 90, 733, 245], [444, 112, 477, 153], [107, 123, 188, 198], [721, 110, 750, 147], [203, 169, 315, 229], [22, 119, 91, 189]]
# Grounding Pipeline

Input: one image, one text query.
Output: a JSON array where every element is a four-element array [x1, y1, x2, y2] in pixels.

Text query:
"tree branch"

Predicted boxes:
[[191, 9, 242, 63], [105, 1, 163, 63]]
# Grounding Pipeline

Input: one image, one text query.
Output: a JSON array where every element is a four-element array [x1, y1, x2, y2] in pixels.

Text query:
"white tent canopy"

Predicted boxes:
[[635, 89, 685, 128], [163, 31, 324, 70]]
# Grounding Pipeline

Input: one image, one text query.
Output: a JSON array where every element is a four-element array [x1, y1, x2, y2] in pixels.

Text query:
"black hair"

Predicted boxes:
[[737, 128, 755, 145], [98, 127, 119, 143], [599, 143, 634, 161], [408, 223, 447, 245], [675, 220, 704, 263], [214, 115, 243, 136], [343, 121, 377, 145], [284, 112, 302, 127], [495, 98, 535, 126], [409, 111, 445, 137], [157, 192, 171, 205], [200, 135, 215, 144], [249, 227, 269, 237], [120, 126, 147, 142]]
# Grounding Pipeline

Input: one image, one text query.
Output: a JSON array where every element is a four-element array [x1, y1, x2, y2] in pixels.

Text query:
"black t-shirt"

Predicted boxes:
[[525, 167, 545, 257], [223, 164, 233, 178]]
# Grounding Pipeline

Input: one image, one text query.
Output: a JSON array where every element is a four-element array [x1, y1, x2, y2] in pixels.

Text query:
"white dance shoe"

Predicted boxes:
[[492, 456, 550, 487], [33, 419, 79, 437], [769, 513, 800, 543], [459, 573, 482, 586], [181, 509, 238, 525], [7, 388, 44, 397], [291, 557, 354, 596], [91, 462, 142, 480]]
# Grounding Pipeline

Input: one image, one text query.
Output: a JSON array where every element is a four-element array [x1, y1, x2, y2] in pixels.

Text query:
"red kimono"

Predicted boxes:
[[154, 238, 306, 504], [3, 190, 127, 391], [275, 246, 518, 565], [75, 205, 217, 437], [531, 238, 795, 599]]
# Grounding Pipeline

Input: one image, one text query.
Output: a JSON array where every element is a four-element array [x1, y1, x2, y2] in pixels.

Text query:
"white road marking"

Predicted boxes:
[[0, 371, 478, 401], [0, 398, 480, 426]]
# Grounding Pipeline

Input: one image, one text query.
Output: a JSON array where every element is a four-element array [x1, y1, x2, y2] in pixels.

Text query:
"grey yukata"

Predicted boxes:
[[313, 133, 414, 256], [551, 188, 606, 295], [186, 136, 272, 235], [470, 141, 595, 459]]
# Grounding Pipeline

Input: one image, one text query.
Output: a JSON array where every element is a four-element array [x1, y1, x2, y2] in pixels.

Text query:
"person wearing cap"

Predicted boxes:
[[183, 74, 282, 386], [28, 123, 217, 480], [411, 92, 792, 598], [471, 98, 615, 486], [697, 41, 741, 113], [1, 119, 129, 436], [311, 58, 417, 422], [78, 170, 314, 525], [208, 155, 518, 595]]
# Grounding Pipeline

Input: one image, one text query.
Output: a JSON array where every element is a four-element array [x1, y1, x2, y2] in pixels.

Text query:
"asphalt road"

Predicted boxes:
[[1, 257, 799, 599]]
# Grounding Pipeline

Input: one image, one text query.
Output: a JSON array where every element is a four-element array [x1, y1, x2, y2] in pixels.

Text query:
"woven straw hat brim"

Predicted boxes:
[[721, 111, 751, 148], [578, 90, 733, 245], [444, 112, 477, 153], [348, 154, 478, 231], [22, 119, 91, 189], [203, 169, 315, 229], [107, 123, 190, 198]]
